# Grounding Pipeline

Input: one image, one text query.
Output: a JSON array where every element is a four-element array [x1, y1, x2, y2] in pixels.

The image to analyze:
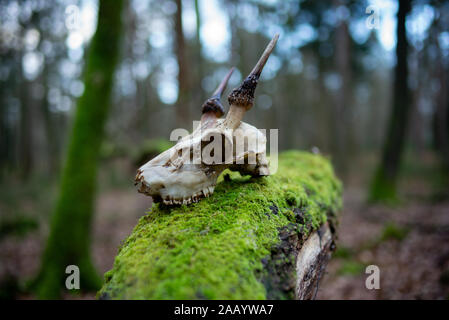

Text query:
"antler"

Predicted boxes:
[[224, 34, 279, 130], [201, 67, 234, 126]]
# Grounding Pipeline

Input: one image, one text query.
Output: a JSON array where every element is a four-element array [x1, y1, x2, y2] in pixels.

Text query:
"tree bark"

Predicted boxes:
[[32, 0, 124, 299], [295, 223, 334, 299]]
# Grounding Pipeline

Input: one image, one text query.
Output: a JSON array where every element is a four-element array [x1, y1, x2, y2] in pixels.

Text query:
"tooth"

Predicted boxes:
[[208, 186, 214, 194]]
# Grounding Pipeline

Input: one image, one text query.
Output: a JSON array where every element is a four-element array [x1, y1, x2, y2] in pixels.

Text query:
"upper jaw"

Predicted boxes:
[[135, 168, 217, 206], [160, 184, 216, 206]]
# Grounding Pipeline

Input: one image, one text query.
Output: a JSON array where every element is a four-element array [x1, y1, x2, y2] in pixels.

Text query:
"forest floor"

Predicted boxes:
[[317, 186, 449, 299], [317, 152, 449, 299], [1, 154, 449, 299]]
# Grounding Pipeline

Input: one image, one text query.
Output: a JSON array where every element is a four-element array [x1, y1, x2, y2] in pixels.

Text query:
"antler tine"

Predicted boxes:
[[249, 33, 279, 79], [224, 34, 279, 130], [211, 67, 235, 99], [201, 67, 234, 123], [227, 34, 279, 113]]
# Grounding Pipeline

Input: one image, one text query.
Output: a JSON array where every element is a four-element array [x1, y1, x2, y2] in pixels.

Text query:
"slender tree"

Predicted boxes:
[[332, 2, 352, 174], [174, 0, 191, 129], [18, 77, 34, 180], [32, 0, 124, 298], [432, 14, 449, 177], [369, 0, 411, 203], [193, 0, 205, 105]]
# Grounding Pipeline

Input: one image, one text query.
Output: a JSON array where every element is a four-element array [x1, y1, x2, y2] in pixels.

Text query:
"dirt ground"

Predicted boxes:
[[317, 185, 449, 299], [1, 163, 449, 300]]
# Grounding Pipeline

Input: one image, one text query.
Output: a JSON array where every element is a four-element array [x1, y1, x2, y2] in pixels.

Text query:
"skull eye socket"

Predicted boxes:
[[168, 147, 196, 165], [201, 132, 233, 165], [187, 146, 195, 163], [151, 182, 165, 190]]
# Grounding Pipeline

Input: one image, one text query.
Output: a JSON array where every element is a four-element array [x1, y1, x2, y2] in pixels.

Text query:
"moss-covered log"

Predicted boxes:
[[99, 151, 342, 299]]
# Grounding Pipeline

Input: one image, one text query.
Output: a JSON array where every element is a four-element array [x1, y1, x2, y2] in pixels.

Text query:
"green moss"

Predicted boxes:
[[0, 216, 38, 240], [368, 167, 399, 205], [337, 261, 366, 276], [98, 151, 342, 299], [380, 222, 409, 242], [333, 246, 354, 259]]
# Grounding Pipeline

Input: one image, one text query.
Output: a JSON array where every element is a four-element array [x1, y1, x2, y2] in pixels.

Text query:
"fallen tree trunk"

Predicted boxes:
[[98, 151, 342, 300]]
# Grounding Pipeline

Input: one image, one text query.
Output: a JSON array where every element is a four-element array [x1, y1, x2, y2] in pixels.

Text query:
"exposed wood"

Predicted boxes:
[[295, 223, 334, 300]]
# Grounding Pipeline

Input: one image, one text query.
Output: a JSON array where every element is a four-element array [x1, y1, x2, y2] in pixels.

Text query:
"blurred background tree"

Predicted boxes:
[[31, 0, 124, 298], [369, 0, 411, 203]]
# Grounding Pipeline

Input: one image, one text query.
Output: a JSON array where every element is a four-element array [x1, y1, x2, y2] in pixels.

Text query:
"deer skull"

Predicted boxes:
[[135, 34, 279, 205]]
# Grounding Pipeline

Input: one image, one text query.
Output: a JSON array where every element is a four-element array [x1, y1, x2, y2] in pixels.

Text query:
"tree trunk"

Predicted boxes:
[[18, 82, 34, 180], [433, 30, 449, 173], [174, 0, 191, 129], [369, 0, 411, 203], [99, 151, 342, 300], [432, 36, 449, 197], [32, 0, 124, 299], [194, 0, 204, 104], [332, 1, 352, 175]]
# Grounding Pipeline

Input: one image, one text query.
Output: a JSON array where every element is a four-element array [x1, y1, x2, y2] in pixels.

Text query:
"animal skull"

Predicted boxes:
[[135, 34, 279, 205]]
